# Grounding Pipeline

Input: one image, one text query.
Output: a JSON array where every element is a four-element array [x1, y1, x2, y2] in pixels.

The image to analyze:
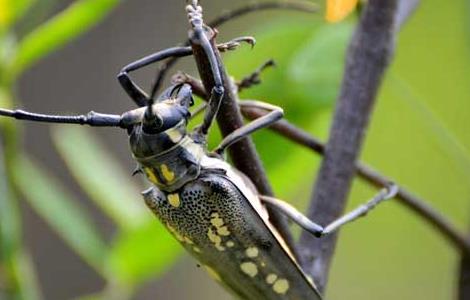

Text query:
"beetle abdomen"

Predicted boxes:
[[143, 170, 321, 300]]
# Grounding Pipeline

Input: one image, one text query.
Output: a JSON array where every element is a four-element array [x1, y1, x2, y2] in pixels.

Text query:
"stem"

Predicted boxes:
[[297, 0, 398, 292]]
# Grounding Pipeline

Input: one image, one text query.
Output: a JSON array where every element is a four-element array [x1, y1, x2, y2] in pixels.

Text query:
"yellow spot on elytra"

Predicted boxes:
[[273, 279, 290, 294], [245, 247, 259, 258], [167, 193, 181, 208], [184, 236, 194, 245], [207, 228, 225, 251], [266, 274, 278, 285], [226, 241, 234, 247], [210, 213, 224, 227], [240, 262, 258, 278], [160, 164, 175, 182], [204, 265, 221, 282], [210, 213, 230, 236], [217, 226, 230, 236], [326, 0, 359, 23], [144, 167, 159, 184], [166, 129, 182, 142], [193, 246, 202, 253]]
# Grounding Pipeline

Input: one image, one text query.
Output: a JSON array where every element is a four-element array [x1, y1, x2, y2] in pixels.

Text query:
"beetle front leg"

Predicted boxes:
[[260, 184, 398, 237], [118, 46, 194, 107], [189, 28, 225, 137]]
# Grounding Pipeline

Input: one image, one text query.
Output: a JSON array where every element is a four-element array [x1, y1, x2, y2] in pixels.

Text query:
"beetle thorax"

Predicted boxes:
[[129, 121, 204, 192]]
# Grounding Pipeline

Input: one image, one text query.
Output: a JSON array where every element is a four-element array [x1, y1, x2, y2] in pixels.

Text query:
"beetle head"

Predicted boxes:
[[126, 83, 196, 159]]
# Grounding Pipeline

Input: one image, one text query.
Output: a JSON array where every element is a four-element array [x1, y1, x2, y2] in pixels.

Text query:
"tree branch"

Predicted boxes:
[[297, 0, 399, 292], [241, 106, 470, 256]]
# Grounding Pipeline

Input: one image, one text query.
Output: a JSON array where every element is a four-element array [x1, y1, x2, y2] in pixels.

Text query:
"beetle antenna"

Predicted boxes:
[[0, 108, 124, 127]]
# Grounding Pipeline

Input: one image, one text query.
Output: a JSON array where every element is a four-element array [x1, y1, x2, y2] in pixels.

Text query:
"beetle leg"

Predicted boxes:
[[260, 184, 398, 238], [217, 36, 256, 52], [212, 101, 283, 155], [189, 31, 225, 137], [118, 46, 194, 107], [260, 195, 325, 236]]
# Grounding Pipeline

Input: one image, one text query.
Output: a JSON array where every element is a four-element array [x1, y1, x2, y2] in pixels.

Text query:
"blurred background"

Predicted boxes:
[[1, 0, 470, 299]]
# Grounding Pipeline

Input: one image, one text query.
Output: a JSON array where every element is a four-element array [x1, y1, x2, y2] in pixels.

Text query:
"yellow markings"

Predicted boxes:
[[210, 213, 231, 236], [266, 274, 278, 285], [167, 193, 181, 208], [144, 167, 160, 184], [160, 164, 175, 182], [204, 265, 221, 282], [210, 213, 224, 227], [272, 279, 290, 295], [206, 212, 231, 251], [193, 246, 202, 253], [184, 236, 194, 245], [245, 247, 259, 258], [326, 0, 359, 23], [240, 262, 258, 278], [166, 128, 183, 143], [207, 228, 225, 251], [217, 226, 230, 236]]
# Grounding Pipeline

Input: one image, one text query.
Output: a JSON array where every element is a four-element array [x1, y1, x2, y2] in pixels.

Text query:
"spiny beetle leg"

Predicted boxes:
[[187, 4, 225, 137], [118, 46, 194, 107]]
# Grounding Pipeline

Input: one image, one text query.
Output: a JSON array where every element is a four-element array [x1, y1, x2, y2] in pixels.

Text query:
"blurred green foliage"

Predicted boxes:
[[0, 0, 469, 299]]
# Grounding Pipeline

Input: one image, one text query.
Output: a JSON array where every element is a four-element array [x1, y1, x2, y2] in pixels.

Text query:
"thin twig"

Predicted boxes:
[[149, 1, 317, 99], [240, 106, 470, 256], [297, 0, 398, 292]]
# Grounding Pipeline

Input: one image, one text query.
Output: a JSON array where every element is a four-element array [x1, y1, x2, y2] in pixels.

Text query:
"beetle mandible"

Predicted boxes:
[[0, 1, 397, 299]]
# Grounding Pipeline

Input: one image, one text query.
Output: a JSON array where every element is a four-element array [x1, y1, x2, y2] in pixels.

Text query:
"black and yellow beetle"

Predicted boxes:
[[0, 1, 397, 299]]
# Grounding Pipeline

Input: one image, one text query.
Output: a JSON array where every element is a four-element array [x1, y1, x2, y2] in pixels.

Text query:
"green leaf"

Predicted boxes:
[[12, 0, 120, 75], [288, 21, 353, 106], [13, 156, 108, 274], [107, 221, 182, 286], [0, 135, 20, 261], [52, 126, 148, 230]]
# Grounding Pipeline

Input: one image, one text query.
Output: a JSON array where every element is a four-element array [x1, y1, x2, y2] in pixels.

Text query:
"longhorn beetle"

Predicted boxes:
[[0, 1, 397, 299]]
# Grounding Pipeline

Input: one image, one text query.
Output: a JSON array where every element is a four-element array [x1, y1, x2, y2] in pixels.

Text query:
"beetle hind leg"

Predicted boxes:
[[260, 183, 398, 238]]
